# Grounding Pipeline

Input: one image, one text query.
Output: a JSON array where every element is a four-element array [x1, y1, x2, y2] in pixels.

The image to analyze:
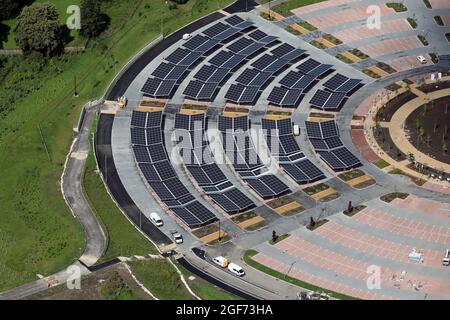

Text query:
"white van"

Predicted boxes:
[[293, 124, 300, 136], [213, 256, 229, 268], [150, 212, 163, 227], [227, 263, 245, 277], [443, 249, 450, 266], [182, 33, 192, 40]]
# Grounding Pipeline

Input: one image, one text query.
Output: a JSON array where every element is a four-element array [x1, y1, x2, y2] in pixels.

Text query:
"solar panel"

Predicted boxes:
[[318, 151, 346, 170], [281, 89, 302, 106], [198, 83, 218, 100], [260, 175, 290, 195], [225, 15, 245, 26], [280, 49, 305, 62], [323, 74, 349, 91], [235, 21, 253, 30], [208, 68, 229, 83], [203, 22, 230, 38], [141, 77, 161, 96], [195, 65, 216, 82], [131, 127, 147, 145], [308, 64, 333, 78], [149, 144, 167, 162], [213, 27, 240, 42], [291, 74, 316, 90], [332, 147, 360, 167], [224, 84, 245, 102], [324, 92, 346, 110], [271, 43, 295, 58], [325, 136, 343, 149], [133, 145, 151, 163], [227, 37, 254, 53], [184, 201, 217, 225], [194, 39, 220, 53], [305, 121, 322, 139], [336, 79, 362, 94], [209, 50, 234, 67], [310, 90, 332, 108], [178, 51, 202, 67], [166, 48, 191, 64], [152, 62, 175, 79], [280, 135, 301, 154], [209, 193, 240, 213], [153, 160, 177, 181], [264, 59, 289, 74], [248, 29, 267, 41], [251, 54, 277, 71], [320, 121, 339, 138], [221, 54, 246, 70], [155, 80, 176, 97], [310, 138, 328, 150], [236, 68, 259, 86], [245, 178, 274, 198], [183, 80, 203, 99], [279, 71, 304, 89], [297, 59, 321, 74], [249, 72, 272, 87], [239, 86, 259, 103], [166, 65, 188, 81], [218, 116, 233, 132], [258, 35, 278, 45], [147, 112, 162, 128], [131, 111, 147, 128], [174, 113, 190, 130], [238, 42, 266, 57], [183, 34, 209, 50], [267, 86, 288, 105]]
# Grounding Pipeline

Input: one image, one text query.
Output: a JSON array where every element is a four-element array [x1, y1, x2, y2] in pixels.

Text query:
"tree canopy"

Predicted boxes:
[[14, 3, 64, 56], [80, 0, 110, 39]]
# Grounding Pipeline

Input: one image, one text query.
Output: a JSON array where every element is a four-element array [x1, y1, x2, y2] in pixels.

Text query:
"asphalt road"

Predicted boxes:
[[62, 105, 107, 266], [95, 113, 172, 246]]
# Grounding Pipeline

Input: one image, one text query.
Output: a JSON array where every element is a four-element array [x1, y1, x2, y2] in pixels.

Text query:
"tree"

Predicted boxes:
[[80, 0, 110, 39], [0, 0, 21, 21], [14, 3, 64, 56]]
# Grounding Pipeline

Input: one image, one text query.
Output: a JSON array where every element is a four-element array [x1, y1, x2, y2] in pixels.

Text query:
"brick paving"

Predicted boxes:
[[358, 36, 424, 58]]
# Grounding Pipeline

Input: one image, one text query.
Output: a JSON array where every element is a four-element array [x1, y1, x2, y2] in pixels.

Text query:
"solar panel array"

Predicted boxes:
[[309, 73, 363, 111], [131, 111, 218, 228], [225, 43, 306, 105], [262, 118, 325, 184], [305, 120, 361, 171], [268, 59, 333, 107], [142, 15, 254, 99], [184, 27, 279, 101], [174, 112, 255, 214], [218, 115, 291, 198]]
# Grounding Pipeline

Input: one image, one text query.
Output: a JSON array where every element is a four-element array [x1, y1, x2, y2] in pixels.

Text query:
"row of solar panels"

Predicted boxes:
[[218, 116, 291, 198], [141, 15, 256, 99], [183, 28, 280, 101], [305, 120, 361, 171], [262, 118, 325, 184], [130, 111, 218, 229], [224, 43, 307, 105], [174, 113, 256, 214], [267, 58, 334, 107], [309, 73, 363, 111]]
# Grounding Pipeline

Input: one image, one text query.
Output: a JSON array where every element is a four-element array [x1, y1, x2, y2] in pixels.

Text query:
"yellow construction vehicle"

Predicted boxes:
[[117, 96, 128, 108]]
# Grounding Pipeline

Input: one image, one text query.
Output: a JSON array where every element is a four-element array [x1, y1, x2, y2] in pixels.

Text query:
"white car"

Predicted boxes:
[[417, 55, 427, 64], [227, 262, 245, 277], [182, 33, 192, 40], [171, 231, 183, 244]]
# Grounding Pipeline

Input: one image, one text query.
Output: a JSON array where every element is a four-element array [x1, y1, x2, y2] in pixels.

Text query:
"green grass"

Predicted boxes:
[[386, 2, 408, 12], [298, 21, 316, 32], [309, 39, 327, 49], [243, 250, 358, 300], [269, 233, 290, 245], [350, 48, 369, 60], [99, 270, 141, 300], [0, 0, 234, 291], [285, 25, 301, 36], [176, 262, 243, 300], [373, 159, 390, 169], [128, 259, 194, 300], [407, 17, 417, 29], [336, 53, 354, 64], [271, 0, 325, 16], [84, 115, 157, 262]]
